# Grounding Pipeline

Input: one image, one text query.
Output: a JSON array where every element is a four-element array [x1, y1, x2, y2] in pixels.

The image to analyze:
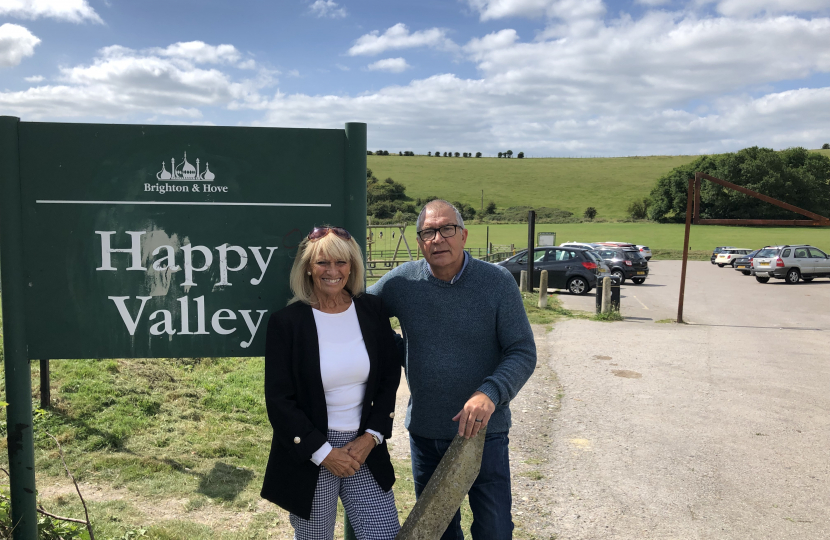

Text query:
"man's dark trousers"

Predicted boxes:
[[409, 431, 513, 539]]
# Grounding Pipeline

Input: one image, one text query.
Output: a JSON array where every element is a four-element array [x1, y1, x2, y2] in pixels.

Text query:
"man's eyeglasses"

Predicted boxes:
[[416, 224, 462, 242], [307, 227, 352, 241]]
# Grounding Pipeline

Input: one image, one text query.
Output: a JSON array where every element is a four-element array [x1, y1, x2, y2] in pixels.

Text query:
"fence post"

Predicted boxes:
[[40, 359, 50, 408], [601, 277, 611, 314], [519, 270, 528, 293], [538, 271, 548, 308]]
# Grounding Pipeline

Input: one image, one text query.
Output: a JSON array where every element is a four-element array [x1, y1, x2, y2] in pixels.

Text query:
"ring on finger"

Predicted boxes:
[[474, 418, 483, 423]]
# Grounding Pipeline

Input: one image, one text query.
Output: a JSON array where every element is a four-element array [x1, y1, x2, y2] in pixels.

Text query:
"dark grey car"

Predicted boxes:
[[497, 247, 598, 294], [592, 248, 649, 284]]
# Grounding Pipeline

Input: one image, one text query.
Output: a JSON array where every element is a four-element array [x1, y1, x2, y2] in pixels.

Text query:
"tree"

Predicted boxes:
[[455, 152, 460, 157], [506, 150, 513, 158], [367, 150, 373, 155], [583, 207, 597, 220], [649, 146, 830, 222], [383, 150, 389, 156], [823, 143, 830, 149], [428, 151, 432, 156], [517, 152, 524, 158], [497, 152, 503, 158], [485, 201, 497, 215], [367, 170, 416, 219], [451, 201, 477, 221], [443, 152, 448, 157], [476, 152, 482, 158], [376, 150, 383, 155], [435, 151, 440, 157], [399, 151, 403, 156], [627, 198, 651, 220]]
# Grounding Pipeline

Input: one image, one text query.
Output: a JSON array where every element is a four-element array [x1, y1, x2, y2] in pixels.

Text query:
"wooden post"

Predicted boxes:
[[677, 175, 695, 323], [486, 226, 489, 256], [538, 271, 548, 308], [519, 270, 528, 293], [39, 360, 50, 409], [601, 277, 611, 314]]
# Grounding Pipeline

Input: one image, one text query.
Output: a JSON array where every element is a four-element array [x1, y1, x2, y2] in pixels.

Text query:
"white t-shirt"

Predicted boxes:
[[310, 302, 383, 465]]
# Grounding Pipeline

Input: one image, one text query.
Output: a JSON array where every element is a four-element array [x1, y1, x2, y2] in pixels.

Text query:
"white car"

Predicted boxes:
[[636, 245, 652, 260], [715, 248, 752, 267], [559, 241, 599, 250]]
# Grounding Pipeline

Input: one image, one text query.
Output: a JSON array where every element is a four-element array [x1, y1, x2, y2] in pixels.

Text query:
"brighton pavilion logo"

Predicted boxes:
[[156, 152, 215, 181]]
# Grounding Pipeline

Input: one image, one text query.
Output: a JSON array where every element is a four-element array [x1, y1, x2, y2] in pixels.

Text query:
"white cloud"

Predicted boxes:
[[712, 0, 830, 17], [0, 23, 40, 67], [367, 57, 410, 73], [0, 0, 102, 24], [148, 42, 242, 65], [0, 42, 275, 119], [251, 12, 830, 156], [465, 0, 605, 21], [24, 74, 44, 82], [309, 0, 347, 18], [636, 0, 671, 5], [348, 23, 457, 56]]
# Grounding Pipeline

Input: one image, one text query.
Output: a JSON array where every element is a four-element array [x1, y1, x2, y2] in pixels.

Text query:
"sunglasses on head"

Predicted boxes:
[[307, 227, 352, 241]]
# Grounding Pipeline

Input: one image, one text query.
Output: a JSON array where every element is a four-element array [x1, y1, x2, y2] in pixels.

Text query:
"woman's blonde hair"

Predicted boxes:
[[288, 229, 365, 305]]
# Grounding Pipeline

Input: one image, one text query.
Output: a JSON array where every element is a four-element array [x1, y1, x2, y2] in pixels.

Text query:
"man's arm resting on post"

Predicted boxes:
[[454, 273, 537, 438]]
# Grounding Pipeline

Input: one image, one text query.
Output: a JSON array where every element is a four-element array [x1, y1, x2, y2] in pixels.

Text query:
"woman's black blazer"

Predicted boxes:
[[260, 294, 402, 519]]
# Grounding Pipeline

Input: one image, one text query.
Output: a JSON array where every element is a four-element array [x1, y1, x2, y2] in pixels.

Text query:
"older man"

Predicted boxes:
[[368, 199, 536, 539]]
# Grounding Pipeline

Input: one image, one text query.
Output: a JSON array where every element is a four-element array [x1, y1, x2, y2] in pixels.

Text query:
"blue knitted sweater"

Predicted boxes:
[[368, 257, 537, 439]]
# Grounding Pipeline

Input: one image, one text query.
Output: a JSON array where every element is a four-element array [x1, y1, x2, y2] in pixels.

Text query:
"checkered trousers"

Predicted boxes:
[[290, 430, 400, 540]]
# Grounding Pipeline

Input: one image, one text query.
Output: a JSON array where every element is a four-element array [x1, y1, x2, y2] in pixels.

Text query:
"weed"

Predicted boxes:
[[591, 311, 624, 322]]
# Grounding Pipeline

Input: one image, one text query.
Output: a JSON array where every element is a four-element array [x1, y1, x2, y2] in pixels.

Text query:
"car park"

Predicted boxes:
[[710, 246, 736, 264], [733, 249, 761, 275], [752, 245, 830, 284], [636, 245, 652, 260], [592, 248, 649, 284], [715, 248, 752, 267], [497, 246, 598, 294]]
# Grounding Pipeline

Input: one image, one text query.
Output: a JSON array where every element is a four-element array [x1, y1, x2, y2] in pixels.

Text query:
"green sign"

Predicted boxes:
[[0, 116, 367, 537]]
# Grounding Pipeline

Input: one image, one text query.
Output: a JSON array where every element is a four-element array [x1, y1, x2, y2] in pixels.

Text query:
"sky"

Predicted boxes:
[[1, 0, 830, 157]]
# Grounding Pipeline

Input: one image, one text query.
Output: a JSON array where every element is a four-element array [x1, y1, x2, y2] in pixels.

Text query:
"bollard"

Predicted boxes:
[[519, 270, 528, 293], [538, 270, 548, 308], [601, 277, 611, 314]]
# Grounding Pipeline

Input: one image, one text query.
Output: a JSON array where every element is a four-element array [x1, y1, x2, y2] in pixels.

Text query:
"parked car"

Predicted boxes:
[[732, 249, 761, 275], [752, 245, 830, 284], [497, 246, 598, 294], [592, 248, 649, 284], [711, 246, 737, 264], [636, 245, 652, 260], [559, 241, 600, 250], [715, 248, 752, 267], [595, 241, 637, 249], [583, 249, 612, 276]]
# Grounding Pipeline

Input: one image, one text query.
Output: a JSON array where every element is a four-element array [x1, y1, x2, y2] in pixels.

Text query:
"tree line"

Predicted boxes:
[[648, 146, 830, 222]]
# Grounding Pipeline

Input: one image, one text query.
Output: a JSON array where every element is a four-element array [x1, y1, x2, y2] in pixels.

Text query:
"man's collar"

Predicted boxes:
[[428, 251, 470, 284]]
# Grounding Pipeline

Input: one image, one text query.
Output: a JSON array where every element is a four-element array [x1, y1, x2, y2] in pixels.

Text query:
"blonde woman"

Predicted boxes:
[[260, 226, 401, 540]]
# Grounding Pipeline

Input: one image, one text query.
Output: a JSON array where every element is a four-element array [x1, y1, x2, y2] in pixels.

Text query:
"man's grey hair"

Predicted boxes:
[[416, 199, 465, 231]]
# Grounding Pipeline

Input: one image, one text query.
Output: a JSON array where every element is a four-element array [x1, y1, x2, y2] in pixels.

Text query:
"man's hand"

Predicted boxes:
[[321, 448, 361, 477], [343, 433, 376, 465], [452, 391, 495, 439]]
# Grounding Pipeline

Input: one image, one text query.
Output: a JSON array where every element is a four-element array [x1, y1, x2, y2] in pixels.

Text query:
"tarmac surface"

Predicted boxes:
[[388, 261, 830, 539], [541, 261, 830, 539]]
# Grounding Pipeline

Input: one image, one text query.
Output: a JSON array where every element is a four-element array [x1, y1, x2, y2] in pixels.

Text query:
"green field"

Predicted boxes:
[[368, 149, 830, 222], [369, 222, 830, 255], [367, 154, 700, 220]]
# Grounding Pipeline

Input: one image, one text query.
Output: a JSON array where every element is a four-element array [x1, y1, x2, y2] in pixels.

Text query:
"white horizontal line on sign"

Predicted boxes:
[[36, 200, 331, 207]]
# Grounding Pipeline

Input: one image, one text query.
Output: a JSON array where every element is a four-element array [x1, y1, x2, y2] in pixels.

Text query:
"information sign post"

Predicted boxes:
[[0, 116, 367, 538]]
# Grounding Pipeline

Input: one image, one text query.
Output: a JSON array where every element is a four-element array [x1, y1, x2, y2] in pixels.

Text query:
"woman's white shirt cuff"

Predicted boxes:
[[365, 429, 384, 444], [311, 442, 333, 466]]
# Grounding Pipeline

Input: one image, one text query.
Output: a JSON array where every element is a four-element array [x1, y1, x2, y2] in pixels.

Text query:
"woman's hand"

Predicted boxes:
[[321, 448, 361, 478], [343, 433, 376, 465]]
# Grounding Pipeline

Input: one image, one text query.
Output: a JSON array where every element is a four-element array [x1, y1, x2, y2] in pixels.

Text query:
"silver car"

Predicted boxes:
[[752, 244, 830, 284]]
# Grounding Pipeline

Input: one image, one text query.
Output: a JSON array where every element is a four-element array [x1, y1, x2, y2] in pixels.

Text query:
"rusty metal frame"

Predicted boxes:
[[677, 172, 830, 323]]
